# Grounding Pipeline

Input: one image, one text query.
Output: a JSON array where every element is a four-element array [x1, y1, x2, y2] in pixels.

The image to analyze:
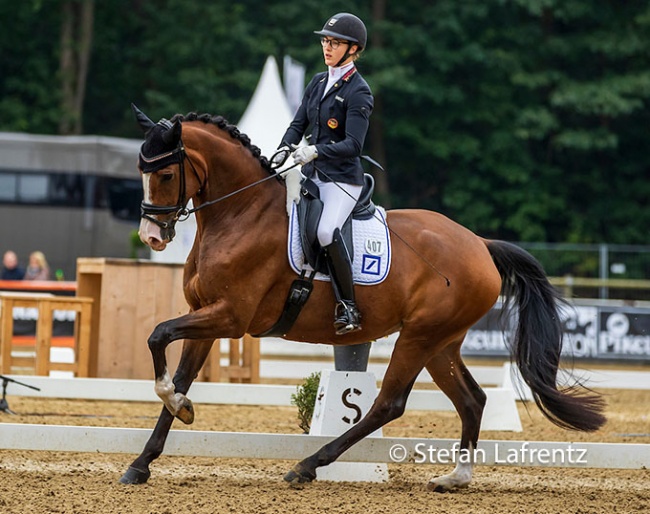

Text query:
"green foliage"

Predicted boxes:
[[129, 230, 147, 259], [0, 1, 62, 132], [1, 0, 648, 245], [290, 372, 321, 434]]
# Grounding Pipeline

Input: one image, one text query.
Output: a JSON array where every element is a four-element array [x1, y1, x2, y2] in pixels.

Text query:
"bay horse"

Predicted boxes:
[[121, 106, 605, 491]]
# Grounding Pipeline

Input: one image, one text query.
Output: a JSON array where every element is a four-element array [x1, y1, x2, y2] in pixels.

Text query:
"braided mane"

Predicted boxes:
[[170, 112, 273, 174]]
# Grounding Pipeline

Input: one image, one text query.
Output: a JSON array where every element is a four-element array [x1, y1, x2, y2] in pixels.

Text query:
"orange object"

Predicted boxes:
[[0, 280, 77, 293]]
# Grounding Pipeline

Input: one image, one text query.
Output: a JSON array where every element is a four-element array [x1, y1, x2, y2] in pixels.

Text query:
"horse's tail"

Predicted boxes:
[[485, 240, 606, 432]]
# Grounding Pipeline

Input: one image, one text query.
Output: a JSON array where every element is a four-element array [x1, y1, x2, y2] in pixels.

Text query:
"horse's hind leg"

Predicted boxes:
[[425, 342, 486, 492], [284, 336, 427, 484], [120, 338, 214, 485]]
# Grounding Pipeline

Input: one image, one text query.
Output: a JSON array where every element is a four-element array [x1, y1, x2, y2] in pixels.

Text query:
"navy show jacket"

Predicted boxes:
[[280, 67, 374, 186]]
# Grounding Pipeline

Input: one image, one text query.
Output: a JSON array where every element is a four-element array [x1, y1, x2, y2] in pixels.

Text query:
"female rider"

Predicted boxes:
[[278, 12, 373, 335]]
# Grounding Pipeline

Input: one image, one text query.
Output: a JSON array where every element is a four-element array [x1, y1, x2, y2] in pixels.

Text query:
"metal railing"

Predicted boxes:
[[518, 242, 650, 300]]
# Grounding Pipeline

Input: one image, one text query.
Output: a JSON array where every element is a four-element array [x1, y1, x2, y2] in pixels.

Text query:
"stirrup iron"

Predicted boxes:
[[334, 301, 361, 335]]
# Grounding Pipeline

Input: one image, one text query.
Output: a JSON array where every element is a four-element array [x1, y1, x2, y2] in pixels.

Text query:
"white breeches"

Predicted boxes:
[[312, 176, 363, 247]]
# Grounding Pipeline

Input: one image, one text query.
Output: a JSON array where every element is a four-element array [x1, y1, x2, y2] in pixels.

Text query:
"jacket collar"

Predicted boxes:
[[319, 65, 357, 100], [328, 62, 355, 83]]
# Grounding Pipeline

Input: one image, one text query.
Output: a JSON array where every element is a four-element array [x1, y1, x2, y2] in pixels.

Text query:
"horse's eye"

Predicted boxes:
[[160, 173, 174, 182]]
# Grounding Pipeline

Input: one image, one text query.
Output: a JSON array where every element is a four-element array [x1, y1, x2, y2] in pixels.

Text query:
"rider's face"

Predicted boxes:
[[321, 37, 357, 67]]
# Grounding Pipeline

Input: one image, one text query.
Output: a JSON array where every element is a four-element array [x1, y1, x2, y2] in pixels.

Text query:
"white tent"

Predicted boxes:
[[151, 56, 296, 264], [238, 56, 295, 155]]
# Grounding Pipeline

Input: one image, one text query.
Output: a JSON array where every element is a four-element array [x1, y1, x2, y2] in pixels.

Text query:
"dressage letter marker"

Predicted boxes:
[[309, 370, 389, 482]]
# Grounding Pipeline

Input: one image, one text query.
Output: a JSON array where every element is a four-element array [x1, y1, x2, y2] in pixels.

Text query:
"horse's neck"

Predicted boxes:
[[193, 149, 286, 234], [182, 123, 286, 242]]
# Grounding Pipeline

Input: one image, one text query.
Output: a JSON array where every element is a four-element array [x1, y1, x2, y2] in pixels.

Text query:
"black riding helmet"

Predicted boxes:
[[315, 13, 367, 67]]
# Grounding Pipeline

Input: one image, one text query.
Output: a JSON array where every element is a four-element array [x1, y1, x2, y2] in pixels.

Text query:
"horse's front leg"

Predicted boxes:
[[120, 338, 214, 484], [154, 365, 195, 424], [148, 317, 195, 423], [148, 307, 232, 423]]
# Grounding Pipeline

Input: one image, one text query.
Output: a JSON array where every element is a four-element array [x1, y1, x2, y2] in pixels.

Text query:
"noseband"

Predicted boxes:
[[139, 137, 204, 242]]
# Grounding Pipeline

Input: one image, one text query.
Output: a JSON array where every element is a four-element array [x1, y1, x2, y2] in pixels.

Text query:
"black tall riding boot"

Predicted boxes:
[[324, 230, 361, 335]]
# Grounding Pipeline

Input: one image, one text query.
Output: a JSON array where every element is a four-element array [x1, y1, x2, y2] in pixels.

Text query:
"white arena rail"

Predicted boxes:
[[44, 340, 650, 392], [2, 375, 522, 431], [0, 423, 647, 470]]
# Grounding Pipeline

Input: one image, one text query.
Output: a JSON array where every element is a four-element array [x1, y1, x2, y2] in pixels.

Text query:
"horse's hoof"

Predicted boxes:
[[426, 478, 469, 493], [426, 481, 450, 493], [284, 467, 316, 485], [119, 466, 150, 485], [176, 396, 194, 425]]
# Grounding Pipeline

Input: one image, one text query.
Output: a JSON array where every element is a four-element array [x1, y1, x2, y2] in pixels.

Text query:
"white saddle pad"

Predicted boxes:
[[287, 203, 391, 285]]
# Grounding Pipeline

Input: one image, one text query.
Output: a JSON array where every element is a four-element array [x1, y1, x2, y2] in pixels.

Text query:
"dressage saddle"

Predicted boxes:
[[253, 173, 376, 338], [297, 173, 376, 274]]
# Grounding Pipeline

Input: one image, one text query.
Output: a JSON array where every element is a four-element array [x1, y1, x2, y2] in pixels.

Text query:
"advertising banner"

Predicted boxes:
[[463, 303, 650, 362]]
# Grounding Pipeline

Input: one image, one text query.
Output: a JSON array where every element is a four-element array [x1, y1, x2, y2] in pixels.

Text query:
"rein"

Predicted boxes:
[[184, 172, 280, 217], [140, 135, 448, 287], [313, 163, 451, 287], [186, 153, 300, 216]]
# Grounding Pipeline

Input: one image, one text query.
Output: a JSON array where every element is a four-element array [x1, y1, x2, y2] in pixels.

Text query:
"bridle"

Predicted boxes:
[[140, 137, 293, 242], [139, 137, 205, 242]]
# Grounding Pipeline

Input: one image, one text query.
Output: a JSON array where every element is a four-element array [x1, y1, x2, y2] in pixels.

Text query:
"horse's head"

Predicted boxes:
[[133, 104, 200, 251], [133, 105, 284, 251]]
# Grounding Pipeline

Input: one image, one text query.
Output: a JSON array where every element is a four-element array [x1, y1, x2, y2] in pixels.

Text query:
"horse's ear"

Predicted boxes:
[[162, 120, 182, 146], [131, 103, 155, 132]]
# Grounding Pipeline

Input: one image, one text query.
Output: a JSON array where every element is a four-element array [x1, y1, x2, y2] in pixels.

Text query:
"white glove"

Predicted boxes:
[[271, 145, 291, 168], [292, 145, 318, 165]]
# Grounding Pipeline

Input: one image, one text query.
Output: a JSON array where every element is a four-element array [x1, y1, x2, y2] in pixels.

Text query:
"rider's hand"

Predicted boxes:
[[271, 145, 291, 168], [292, 145, 318, 165]]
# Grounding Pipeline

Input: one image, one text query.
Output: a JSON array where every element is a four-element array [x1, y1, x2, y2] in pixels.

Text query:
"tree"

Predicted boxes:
[[0, 1, 62, 132], [0, 0, 648, 245], [366, 0, 391, 206], [58, 0, 95, 135], [500, 0, 650, 243]]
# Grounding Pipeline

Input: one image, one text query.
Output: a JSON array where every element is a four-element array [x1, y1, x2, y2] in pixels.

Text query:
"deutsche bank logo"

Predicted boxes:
[[361, 254, 381, 275]]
